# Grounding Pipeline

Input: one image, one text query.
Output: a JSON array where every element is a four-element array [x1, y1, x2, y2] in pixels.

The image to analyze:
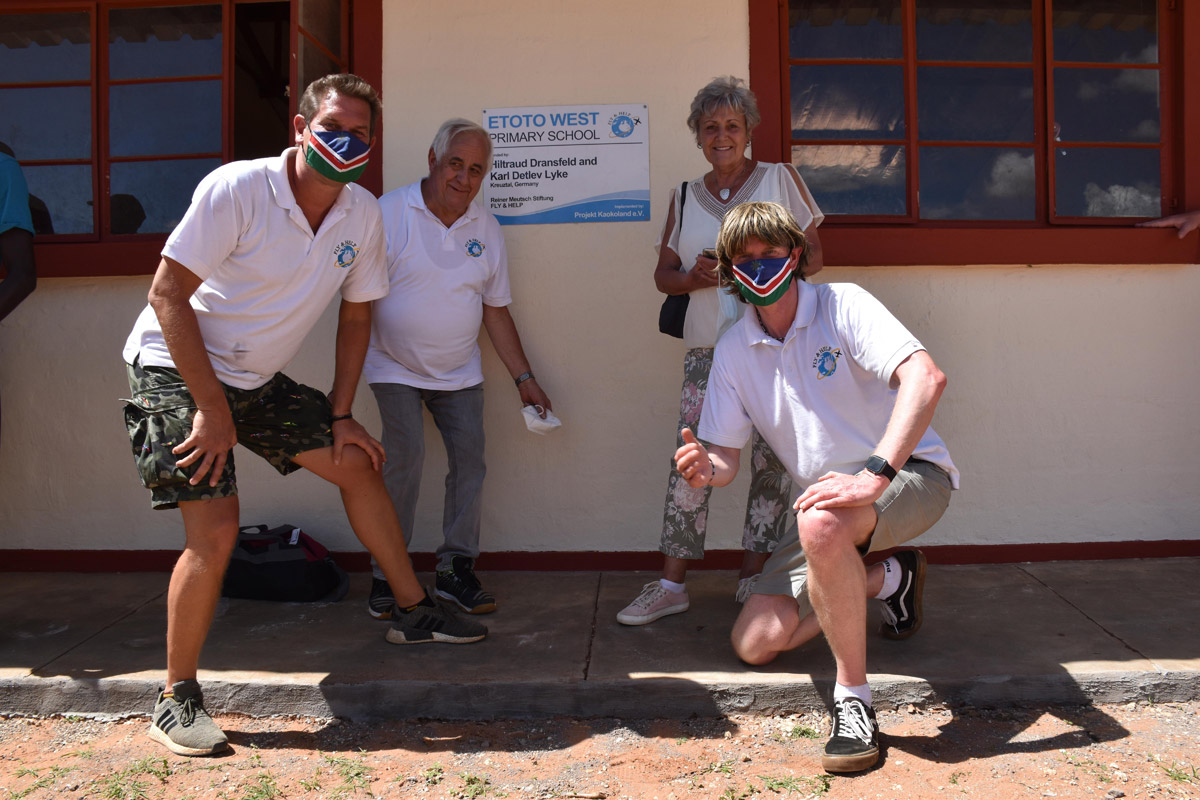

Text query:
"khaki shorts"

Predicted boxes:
[[751, 459, 952, 606], [122, 361, 335, 510]]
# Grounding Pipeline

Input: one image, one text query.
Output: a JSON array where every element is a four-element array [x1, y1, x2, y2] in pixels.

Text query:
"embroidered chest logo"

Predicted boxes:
[[333, 240, 359, 269], [465, 238, 485, 258], [812, 346, 842, 379]]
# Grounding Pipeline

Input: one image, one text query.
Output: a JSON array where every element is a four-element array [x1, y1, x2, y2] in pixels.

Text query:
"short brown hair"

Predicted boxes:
[[298, 73, 382, 138], [715, 202, 809, 301]]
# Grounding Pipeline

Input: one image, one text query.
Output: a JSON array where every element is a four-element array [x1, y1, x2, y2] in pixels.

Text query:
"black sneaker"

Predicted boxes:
[[368, 577, 395, 620], [822, 696, 879, 773], [434, 556, 497, 614], [878, 548, 926, 640], [385, 590, 488, 644], [148, 679, 229, 756]]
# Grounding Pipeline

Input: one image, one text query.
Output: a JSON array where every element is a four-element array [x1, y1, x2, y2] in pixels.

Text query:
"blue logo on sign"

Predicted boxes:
[[609, 114, 637, 138], [334, 240, 359, 268], [466, 238, 485, 258]]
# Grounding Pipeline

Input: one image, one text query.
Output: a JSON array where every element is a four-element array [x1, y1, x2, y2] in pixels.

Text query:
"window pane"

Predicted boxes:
[[919, 146, 1035, 220], [299, 0, 342, 59], [108, 5, 222, 80], [1054, 67, 1158, 144], [790, 64, 905, 140], [1055, 147, 1159, 218], [788, 0, 902, 60], [22, 164, 93, 235], [792, 144, 906, 216], [0, 87, 91, 160], [915, 1, 1032, 62], [0, 12, 91, 82], [109, 81, 222, 157], [110, 158, 222, 234], [299, 36, 342, 93], [918, 67, 1033, 142], [1052, 1, 1156, 64]]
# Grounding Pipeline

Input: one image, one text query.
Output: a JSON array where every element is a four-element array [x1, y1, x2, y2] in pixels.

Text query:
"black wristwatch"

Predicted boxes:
[[863, 455, 897, 483]]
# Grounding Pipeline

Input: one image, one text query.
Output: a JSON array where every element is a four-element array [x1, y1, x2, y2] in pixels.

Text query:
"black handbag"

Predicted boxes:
[[657, 181, 690, 338], [221, 524, 349, 602]]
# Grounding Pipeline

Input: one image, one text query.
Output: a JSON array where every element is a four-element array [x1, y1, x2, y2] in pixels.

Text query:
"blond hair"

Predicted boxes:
[[715, 202, 809, 300]]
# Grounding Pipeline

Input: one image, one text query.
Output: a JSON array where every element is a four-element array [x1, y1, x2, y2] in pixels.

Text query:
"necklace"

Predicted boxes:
[[755, 307, 786, 343], [715, 161, 751, 202]]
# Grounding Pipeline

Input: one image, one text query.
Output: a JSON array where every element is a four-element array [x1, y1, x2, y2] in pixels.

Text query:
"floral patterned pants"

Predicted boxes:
[[660, 347, 795, 560]]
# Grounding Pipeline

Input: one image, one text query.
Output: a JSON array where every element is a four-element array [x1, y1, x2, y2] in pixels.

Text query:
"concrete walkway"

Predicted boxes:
[[1, 559, 1197, 721]]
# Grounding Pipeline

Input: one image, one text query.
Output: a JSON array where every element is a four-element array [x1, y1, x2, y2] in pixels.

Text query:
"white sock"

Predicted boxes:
[[873, 556, 902, 600], [834, 682, 872, 706], [659, 578, 686, 594]]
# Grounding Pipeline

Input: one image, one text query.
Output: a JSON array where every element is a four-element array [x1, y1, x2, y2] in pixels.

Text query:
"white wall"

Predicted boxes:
[[1, 0, 1197, 555]]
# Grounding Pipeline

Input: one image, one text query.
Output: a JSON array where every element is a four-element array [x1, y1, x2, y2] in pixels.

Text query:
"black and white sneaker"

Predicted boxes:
[[148, 679, 229, 756], [822, 696, 879, 773], [435, 556, 497, 614], [368, 577, 395, 620], [385, 590, 488, 645], [878, 548, 926, 640]]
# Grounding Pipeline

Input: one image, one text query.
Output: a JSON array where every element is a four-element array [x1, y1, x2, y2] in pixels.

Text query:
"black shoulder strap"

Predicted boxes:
[[678, 180, 688, 233]]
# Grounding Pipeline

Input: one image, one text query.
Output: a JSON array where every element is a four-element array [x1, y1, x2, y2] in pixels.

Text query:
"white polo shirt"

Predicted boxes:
[[698, 281, 959, 489], [123, 148, 388, 390], [364, 180, 512, 391]]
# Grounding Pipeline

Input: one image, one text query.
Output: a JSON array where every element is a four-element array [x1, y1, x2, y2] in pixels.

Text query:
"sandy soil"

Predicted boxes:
[[2, 701, 1198, 799]]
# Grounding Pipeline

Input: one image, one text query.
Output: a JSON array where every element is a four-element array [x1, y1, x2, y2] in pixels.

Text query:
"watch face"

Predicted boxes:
[[864, 456, 888, 474]]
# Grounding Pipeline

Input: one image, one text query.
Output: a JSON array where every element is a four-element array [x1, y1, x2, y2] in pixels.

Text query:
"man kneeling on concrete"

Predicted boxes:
[[121, 74, 486, 758], [674, 201, 958, 773]]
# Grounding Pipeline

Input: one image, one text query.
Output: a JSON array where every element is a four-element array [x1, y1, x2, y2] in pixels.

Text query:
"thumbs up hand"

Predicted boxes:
[[675, 427, 715, 488]]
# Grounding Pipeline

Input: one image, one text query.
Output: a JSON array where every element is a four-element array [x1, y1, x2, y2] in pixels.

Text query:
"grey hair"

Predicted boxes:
[[430, 118, 493, 172], [686, 76, 761, 144]]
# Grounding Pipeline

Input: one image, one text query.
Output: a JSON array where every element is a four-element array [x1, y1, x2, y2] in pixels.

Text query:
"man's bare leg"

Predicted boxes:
[[294, 445, 424, 607], [798, 505, 877, 688], [168, 495, 241, 686]]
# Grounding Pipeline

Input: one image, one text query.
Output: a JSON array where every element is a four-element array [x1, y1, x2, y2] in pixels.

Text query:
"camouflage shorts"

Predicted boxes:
[[123, 361, 335, 510]]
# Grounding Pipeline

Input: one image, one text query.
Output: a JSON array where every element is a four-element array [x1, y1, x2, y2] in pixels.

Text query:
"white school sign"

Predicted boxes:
[[481, 104, 649, 225]]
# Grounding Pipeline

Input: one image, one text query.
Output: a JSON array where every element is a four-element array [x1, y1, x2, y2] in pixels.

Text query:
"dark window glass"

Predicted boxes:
[[109, 81, 222, 157], [110, 157, 222, 234], [793, 144, 907, 215], [1054, 146, 1159, 217], [917, 67, 1034, 141], [22, 164, 94, 235], [919, 146, 1036, 220], [788, 0, 903, 59], [108, 5, 222, 80], [915, 1, 1032, 62], [790, 64, 905, 140], [298, 36, 342, 92], [299, 0, 342, 56], [0, 13, 91, 81], [0, 87, 92, 161], [1051, 0, 1156, 64], [1053, 67, 1159, 144]]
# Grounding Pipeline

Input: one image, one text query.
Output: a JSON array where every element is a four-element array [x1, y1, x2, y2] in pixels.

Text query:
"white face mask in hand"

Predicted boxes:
[[521, 404, 562, 434]]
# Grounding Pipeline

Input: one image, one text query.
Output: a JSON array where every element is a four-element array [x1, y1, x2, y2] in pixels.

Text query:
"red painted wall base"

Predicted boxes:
[[2, 541, 1198, 573]]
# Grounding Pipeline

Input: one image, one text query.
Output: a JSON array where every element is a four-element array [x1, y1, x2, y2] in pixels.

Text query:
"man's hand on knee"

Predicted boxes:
[[794, 470, 888, 513]]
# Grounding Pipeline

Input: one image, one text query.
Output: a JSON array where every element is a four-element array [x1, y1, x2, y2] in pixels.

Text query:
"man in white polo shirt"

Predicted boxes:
[[364, 118, 552, 618], [121, 76, 486, 759], [674, 201, 957, 774]]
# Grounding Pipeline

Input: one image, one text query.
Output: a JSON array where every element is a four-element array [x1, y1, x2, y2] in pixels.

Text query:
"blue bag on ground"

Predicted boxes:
[[221, 524, 349, 602]]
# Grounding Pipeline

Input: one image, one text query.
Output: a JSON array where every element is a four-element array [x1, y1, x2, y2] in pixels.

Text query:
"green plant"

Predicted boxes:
[[238, 772, 280, 800], [453, 772, 491, 799], [949, 771, 966, 785], [719, 783, 757, 800], [95, 757, 172, 800], [12, 766, 76, 799], [1158, 760, 1198, 783], [322, 754, 372, 797], [758, 774, 832, 796], [423, 764, 445, 785], [703, 759, 736, 775]]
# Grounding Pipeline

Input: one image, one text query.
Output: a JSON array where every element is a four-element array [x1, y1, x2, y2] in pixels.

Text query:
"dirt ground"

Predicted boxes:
[[2, 700, 1198, 800]]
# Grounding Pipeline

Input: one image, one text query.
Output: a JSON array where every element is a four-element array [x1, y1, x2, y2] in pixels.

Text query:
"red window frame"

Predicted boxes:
[[1, 0, 381, 278], [749, 0, 1200, 265]]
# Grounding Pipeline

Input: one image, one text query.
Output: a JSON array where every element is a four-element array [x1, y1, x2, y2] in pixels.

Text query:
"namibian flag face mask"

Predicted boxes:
[[731, 254, 795, 306], [305, 126, 371, 183]]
